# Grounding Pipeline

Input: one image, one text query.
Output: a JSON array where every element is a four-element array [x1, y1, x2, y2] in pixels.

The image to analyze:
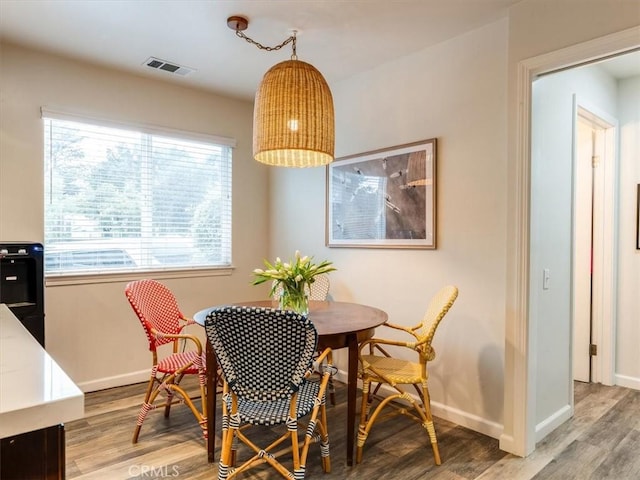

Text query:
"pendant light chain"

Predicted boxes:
[[234, 29, 297, 57], [291, 34, 297, 60]]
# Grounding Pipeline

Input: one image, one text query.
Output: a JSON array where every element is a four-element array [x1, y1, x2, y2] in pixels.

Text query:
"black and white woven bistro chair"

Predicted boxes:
[[205, 305, 333, 480]]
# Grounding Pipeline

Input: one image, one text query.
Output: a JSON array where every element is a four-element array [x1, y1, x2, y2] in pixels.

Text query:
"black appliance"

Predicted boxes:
[[0, 242, 45, 347]]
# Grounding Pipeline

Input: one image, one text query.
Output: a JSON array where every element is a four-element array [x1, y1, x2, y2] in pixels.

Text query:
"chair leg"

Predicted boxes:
[[165, 371, 187, 417], [163, 389, 174, 418], [420, 384, 441, 465], [134, 374, 207, 445], [314, 349, 335, 406], [318, 402, 332, 473], [297, 377, 332, 478], [230, 434, 238, 467], [132, 414, 145, 444], [132, 375, 157, 443], [287, 413, 302, 476], [197, 370, 208, 442], [168, 383, 205, 431], [218, 418, 237, 480], [356, 377, 371, 464], [328, 377, 336, 406], [214, 366, 333, 479]]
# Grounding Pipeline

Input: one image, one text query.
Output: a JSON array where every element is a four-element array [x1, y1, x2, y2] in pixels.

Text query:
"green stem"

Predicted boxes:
[[279, 284, 309, 314]]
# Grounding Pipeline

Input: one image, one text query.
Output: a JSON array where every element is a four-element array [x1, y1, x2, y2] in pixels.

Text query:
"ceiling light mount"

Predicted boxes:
[[227, 15, 334, 168], [226, 15, 248, 32]]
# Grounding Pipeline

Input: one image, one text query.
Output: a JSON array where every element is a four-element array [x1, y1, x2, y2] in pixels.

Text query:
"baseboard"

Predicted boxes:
[[77, 369, 149, 393], [615, 373, 640, 391], [430, 398, 504, 439], [333, 369, 504, 440], [535, 403, 572, 442], [499, 433, 519, 456]]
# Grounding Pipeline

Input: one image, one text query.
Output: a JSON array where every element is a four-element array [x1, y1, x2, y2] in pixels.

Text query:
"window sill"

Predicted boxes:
[[45, 266, 235, 287]]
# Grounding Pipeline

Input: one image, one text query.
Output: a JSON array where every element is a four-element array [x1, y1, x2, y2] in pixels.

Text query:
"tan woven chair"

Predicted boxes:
[[125, 279, 210, 444], [356, 285, 459, 465], [271, 272, 331, 302]]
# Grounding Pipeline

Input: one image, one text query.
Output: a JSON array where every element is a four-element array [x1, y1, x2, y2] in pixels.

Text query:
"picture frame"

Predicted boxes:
[[326, 138, 436, 249], [636, 184, 640, 250]]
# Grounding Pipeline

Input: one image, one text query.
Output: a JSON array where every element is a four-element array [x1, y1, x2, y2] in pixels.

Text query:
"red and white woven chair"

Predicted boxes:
[[125, 279, 208, 444]]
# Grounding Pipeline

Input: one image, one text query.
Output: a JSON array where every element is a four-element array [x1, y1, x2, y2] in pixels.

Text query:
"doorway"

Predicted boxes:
[[572, 106, 617, 385], [501, 25, 639, 458]]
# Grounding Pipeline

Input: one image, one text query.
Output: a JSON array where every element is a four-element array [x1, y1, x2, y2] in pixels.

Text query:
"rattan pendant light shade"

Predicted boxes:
[[253, 59, 335, 167]]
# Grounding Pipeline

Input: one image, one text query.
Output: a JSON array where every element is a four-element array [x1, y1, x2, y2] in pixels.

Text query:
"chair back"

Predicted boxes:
[[205, 306, 318, 400], [125, 279, 184, 351], [271, 273, 331, 301], [415, 285, 458, 360], [308, 273, 330, 300]]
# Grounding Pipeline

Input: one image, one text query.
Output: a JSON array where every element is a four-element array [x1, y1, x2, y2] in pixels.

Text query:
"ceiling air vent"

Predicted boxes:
[[143, 57, 195, 76]]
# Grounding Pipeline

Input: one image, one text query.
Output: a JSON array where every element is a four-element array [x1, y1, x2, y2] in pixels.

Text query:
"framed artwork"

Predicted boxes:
[[326, 138, 436, 249], [636, 184, 640, 250]]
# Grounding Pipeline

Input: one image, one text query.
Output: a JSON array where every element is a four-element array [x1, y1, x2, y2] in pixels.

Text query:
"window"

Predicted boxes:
[[43, 110, 233, 275]]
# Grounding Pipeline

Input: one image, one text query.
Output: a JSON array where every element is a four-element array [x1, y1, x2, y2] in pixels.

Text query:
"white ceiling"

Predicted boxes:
[[0, 0, 523, 100], [0, 1, 638, 102], [592, 51, 640, 79]]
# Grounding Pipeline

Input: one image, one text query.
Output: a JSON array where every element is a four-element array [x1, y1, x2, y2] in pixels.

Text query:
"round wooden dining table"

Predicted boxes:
[[193, 300, 388, 467]]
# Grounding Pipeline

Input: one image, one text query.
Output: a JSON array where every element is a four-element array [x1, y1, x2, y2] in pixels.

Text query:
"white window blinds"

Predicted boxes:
[[43, 111, 233, 275]]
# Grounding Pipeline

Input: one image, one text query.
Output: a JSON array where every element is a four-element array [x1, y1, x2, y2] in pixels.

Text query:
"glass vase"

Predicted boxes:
[[279, 286, 309, 315]]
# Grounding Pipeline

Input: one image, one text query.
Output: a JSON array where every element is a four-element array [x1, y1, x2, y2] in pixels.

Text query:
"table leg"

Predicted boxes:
[[206, 340, 217, 464], [346, 332, 358, 467]]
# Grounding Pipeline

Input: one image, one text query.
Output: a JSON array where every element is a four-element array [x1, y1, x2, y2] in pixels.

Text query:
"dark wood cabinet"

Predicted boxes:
[[0, 424, 65, 480]]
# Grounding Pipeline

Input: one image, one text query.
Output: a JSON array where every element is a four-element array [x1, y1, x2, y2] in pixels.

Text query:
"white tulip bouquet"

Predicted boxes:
[[252, 251, 336, 314]]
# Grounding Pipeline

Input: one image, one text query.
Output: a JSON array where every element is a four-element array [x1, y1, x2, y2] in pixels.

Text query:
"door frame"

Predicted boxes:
[[501, 26, 639, 457], [572, 100, 618, 386]]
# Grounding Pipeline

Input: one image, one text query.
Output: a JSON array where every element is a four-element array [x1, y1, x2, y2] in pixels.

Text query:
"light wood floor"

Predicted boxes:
[[65, 380, 640, 479]]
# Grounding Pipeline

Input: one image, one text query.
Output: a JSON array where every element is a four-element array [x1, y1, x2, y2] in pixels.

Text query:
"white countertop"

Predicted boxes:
[[0, 304, 84, 438]]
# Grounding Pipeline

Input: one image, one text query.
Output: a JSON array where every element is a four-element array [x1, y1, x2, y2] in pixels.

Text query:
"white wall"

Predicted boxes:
[[506, 0, 640, 65], [0, 42, 268, 390], [616, 75, 640, 388], [531, 66, 618, 428], [270, 19, 509, 438]]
